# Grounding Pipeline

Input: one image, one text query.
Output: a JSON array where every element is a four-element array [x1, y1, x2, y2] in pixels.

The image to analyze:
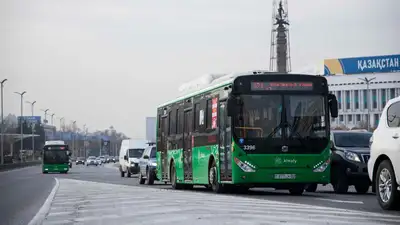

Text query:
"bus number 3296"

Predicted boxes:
[[243, 145, 256, 151]]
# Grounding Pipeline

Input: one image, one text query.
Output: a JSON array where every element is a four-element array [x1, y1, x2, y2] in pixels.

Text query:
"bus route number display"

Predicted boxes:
[[251, 82, 313, 91]]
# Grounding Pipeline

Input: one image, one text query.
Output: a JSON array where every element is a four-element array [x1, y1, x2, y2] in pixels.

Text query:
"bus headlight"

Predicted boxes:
[[313, 158, 330, 172], [234, 157, 255, 172]]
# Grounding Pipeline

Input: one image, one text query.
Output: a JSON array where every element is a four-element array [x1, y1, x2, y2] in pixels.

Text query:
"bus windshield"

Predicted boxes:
[[234, 95, 281, 138], [43, 150, 69, 164], [234, 94, 327, 139]]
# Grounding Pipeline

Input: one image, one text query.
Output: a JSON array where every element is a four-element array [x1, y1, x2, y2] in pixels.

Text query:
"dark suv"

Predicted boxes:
[[330, 130, 372, 194], [138, 145, 158, 185]]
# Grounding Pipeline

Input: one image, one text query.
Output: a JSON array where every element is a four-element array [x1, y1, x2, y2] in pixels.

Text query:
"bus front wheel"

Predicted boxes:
[[170, 163, 183, 190], [209, 162, 224, 193], [289, 185, 305, 195], [305, 184, 318, 192]]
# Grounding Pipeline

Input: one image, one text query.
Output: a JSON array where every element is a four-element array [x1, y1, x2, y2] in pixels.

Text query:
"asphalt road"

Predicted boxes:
[[0, 166, 55, 225], [1, 163, 399, 225]]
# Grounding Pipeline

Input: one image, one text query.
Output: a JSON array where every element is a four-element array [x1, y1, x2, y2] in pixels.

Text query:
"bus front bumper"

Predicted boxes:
[[231, 167, 330, 186], [43, 165, 69, 173]]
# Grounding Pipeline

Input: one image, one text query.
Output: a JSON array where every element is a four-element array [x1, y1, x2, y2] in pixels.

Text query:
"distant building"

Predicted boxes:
[[324, 54, 400, 129]]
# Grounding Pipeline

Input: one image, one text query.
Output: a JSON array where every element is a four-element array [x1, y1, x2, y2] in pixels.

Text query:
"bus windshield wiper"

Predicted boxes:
[[266, 123, 283, 139], [285, 123, 307, 147]]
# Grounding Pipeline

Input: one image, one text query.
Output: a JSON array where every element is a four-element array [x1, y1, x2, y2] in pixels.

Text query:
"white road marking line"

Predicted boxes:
[[27, 178, 59, 225], [314, 197, 364, 204]]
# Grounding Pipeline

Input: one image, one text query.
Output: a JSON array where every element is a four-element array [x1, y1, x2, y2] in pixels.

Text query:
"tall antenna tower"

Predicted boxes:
[[269, 0, 291, 73]]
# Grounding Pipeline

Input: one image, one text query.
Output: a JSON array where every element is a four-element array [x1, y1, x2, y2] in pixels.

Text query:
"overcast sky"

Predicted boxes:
[[1, 0, 399, 138]]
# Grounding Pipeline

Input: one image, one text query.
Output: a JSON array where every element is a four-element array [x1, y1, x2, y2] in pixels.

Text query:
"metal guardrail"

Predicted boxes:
[[0, 161, 41, 172]]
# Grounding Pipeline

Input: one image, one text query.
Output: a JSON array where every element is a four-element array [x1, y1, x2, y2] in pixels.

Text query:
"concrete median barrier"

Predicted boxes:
[[0, 161, 41, 172]]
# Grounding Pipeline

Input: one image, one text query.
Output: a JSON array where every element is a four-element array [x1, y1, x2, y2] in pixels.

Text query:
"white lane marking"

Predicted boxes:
[[314, 197, 364, 204], [27, 178, 60, 225]]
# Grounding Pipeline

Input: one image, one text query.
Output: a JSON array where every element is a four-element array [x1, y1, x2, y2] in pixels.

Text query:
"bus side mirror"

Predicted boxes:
[[328, 94, 338, 118], [124, 155, 128, 161]]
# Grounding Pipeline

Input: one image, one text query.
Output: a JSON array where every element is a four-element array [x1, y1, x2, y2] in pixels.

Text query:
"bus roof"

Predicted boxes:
[[45, 140, 65, 146], [158, 72, 321, 108]]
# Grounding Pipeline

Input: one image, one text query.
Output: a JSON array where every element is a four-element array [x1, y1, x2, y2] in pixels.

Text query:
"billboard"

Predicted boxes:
[[18, 116, 41, 132], [18, 116, 41, 126], [146, 117, 156, 142], [324, 54, 400, 75]]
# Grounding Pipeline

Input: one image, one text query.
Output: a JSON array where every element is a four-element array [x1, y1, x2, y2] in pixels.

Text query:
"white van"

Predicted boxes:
[[119, 139, 148, 177], [368, 96, 400, 210]]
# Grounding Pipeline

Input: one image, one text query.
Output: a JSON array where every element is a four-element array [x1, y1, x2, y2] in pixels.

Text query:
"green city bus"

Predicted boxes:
[[42, 140, 71, 174], [156, 72, 338, 194]]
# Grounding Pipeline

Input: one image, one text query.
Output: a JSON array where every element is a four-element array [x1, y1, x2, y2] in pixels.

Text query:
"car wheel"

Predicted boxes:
[[331, 165, 349, 194], [354, 182, 370, 194], [146, 169, 154, 185], [305, 184, 318, 192], [138, 173, 145, 184], [376, 160, 400, 210]]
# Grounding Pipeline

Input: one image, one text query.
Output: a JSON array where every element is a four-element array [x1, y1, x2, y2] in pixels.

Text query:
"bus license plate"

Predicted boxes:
[[274, 174, 296, 179]]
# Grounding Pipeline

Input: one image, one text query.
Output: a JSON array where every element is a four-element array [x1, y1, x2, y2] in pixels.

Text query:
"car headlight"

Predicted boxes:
[[345, 151, 361, 162]]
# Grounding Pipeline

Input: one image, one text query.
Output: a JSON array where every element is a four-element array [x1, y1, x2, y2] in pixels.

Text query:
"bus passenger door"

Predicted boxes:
[[219, 101, 232, 181], [183, 110, 193, 181], [161, 116, 169, 180]]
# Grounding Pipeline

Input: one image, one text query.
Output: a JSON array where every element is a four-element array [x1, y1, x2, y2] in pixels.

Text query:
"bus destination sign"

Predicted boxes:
[[250, 82, 313, 91]]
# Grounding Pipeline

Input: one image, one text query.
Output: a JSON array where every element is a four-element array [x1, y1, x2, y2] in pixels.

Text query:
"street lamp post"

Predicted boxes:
[[41, 109, 50, 142], [72, 120, 77, 156], [358, 77, 376, 132], [59, 117, 64, 140], [59, 117, 64, 131], [83, 124, 87, 158], [14, 91, 27, 156], [41, 109, 50, 123], [26, 100, 36, 160], [50, 113, 55, 126], [1, 79, 7, 165]]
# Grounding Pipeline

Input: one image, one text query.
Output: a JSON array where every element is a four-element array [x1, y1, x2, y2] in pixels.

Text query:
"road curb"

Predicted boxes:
[[27, 177, 60, 225]]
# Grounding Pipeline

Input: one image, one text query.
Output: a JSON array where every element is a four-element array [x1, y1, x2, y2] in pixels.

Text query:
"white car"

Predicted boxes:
[[86, 156, 98, 166], [96, 157, 103, 165], [119, 139, 147, 177], [368, 96, 400, 210]]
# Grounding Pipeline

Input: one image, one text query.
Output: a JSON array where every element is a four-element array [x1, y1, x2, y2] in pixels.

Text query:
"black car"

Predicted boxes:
[[329, 130, 372, 194], [75, 157, 85, 165], [111, 157, 117, 163]]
